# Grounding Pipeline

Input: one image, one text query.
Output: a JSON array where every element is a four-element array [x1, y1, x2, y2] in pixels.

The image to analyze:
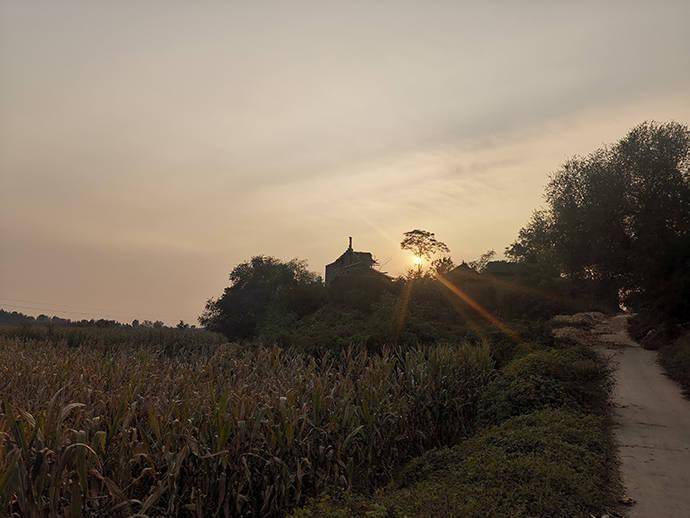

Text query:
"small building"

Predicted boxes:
[[448, 262, 482, 279], [325, 237, 376, 286]]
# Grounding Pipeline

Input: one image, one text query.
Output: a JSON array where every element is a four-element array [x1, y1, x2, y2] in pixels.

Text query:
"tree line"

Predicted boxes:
[[201, 121, 689, 345], [507, 121, 689, 323]]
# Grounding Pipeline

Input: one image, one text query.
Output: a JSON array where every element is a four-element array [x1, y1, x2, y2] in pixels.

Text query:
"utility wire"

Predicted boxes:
[[0, 297, 155, 317], [0, 299, 173, 322]]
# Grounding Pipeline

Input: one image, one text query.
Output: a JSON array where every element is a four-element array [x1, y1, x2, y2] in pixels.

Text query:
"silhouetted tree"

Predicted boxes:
[[508, 121, 690, 312], [200, 256, 325, 340], [468, 250, 496, 273], [432, 256, 455, 274], [401, 229, 449, 275]]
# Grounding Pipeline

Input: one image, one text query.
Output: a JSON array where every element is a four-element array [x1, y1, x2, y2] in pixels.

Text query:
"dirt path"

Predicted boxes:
[[591, 315, 690, 517]]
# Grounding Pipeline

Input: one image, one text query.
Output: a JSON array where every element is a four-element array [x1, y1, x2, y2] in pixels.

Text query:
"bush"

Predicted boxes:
[[477, 346, 611, 427], [659, 331, 690, 395], [294, 409, 619, 518], [382, 409, 618, 517]]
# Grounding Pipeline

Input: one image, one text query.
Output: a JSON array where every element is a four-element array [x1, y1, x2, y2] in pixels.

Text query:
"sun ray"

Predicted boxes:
[[392, 277, 414, 343], [434, 273, 522, 343]]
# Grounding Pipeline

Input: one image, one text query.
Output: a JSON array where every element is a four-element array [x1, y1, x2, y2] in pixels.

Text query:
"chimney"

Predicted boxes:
[[348, 236, 353, 250]]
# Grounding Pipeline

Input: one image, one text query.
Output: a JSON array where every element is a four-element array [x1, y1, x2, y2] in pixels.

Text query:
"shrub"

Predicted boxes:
[[380, 409, 618, 517], [659, 331, 690, 395], [477, 346, 611, 427], [296, 409, 619, 518]]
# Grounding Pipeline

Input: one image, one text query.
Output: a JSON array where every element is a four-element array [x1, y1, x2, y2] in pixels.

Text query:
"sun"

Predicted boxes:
[[412, 255, 424, 266]]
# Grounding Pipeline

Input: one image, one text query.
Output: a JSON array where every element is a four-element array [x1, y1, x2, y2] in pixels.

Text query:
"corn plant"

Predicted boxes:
[[0, 337, 492, 516]]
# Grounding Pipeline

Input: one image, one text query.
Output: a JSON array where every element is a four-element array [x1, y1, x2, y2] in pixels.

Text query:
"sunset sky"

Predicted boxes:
[[1, 1, 689, 324]]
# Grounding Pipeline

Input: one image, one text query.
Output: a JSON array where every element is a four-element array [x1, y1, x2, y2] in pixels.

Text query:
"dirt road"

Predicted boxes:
[[592, 315, 690, 517]]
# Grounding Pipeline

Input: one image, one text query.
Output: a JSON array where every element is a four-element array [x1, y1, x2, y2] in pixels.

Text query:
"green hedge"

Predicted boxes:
[[294, 409, 618, 518]]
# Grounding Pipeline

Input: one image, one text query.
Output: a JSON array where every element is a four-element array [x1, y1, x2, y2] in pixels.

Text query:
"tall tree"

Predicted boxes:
[[508, 121, 690, 310], [200, 256, 325, 339], [400, 229, 450, 274]]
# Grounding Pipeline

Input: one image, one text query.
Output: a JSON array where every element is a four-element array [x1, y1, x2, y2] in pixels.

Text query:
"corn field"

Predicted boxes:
[[0, 337, 493, 516], [0, 324, 224, 350]]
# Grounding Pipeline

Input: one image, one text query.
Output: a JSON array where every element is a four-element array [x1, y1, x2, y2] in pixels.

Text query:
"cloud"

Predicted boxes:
[[1, 1, 689, 322]]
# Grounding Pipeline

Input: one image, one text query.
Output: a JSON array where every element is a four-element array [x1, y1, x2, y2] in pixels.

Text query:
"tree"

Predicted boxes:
[[432, 256, 455, 275], [468, 250, 496, 273], [200, 256, 326, 340], [401, 230, 450, 274], [505, 209, 560, 276], [508, 121, 690, 310]]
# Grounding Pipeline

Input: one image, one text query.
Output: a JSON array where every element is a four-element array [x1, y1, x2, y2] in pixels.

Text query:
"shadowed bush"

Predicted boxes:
[[476, 346, 612, 426], [293, 409, 619, 518], [658, 331, 690, 395]]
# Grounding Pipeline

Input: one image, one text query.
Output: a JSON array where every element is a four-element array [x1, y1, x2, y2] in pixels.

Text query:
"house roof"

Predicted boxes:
[[327, 248, 375, 268], [449, 262, 480, 276]]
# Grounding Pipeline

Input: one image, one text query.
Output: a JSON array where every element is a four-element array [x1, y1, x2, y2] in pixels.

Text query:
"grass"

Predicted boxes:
[[476, 346, 612, 426]]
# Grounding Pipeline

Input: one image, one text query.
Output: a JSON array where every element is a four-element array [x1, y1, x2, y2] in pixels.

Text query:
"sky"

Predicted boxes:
[[1, 1, 689, 324]]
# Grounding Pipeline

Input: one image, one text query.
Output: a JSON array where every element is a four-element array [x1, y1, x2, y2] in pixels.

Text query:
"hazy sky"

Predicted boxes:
[[1, 1, 689, 324]]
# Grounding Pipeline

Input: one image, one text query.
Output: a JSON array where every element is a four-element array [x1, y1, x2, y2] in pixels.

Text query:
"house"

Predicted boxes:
[[325, 237, 376, 286], [448, 262, 482, 279]]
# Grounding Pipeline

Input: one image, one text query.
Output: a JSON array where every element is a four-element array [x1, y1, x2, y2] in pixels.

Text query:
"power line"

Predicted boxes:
[[0, 299, 173, 322], [0, 297, 150, 316], [0, 303, 125, 318]]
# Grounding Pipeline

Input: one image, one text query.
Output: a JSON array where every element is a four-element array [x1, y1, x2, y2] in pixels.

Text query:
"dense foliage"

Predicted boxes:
[[200, 256, 326, 340], [293, 344, 618, 517], [0, 322, 223, 349], [508, 121, 690, 317], [200, 254, 594, 350]]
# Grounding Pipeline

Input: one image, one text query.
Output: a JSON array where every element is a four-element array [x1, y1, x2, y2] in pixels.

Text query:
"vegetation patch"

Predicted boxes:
[[658, 332, 690, 396], [477, 345, 612, 426], [293, 344, 619, 517], [294, 410, 619, 518], [0, 339, 493, 516]]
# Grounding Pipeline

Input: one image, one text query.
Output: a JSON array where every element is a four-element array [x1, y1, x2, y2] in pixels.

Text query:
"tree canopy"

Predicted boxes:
[[507, 121, 690, 314], [199, 256, 325, 340], [400, 229, 450, 271]]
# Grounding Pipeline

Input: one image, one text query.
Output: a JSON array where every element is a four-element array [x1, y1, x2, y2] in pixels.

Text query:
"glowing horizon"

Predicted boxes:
[[1, 1, 689, 324]]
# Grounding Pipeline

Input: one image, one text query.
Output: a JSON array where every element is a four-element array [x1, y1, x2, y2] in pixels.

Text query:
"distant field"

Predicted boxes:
[[0, 323, 224, 349]]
